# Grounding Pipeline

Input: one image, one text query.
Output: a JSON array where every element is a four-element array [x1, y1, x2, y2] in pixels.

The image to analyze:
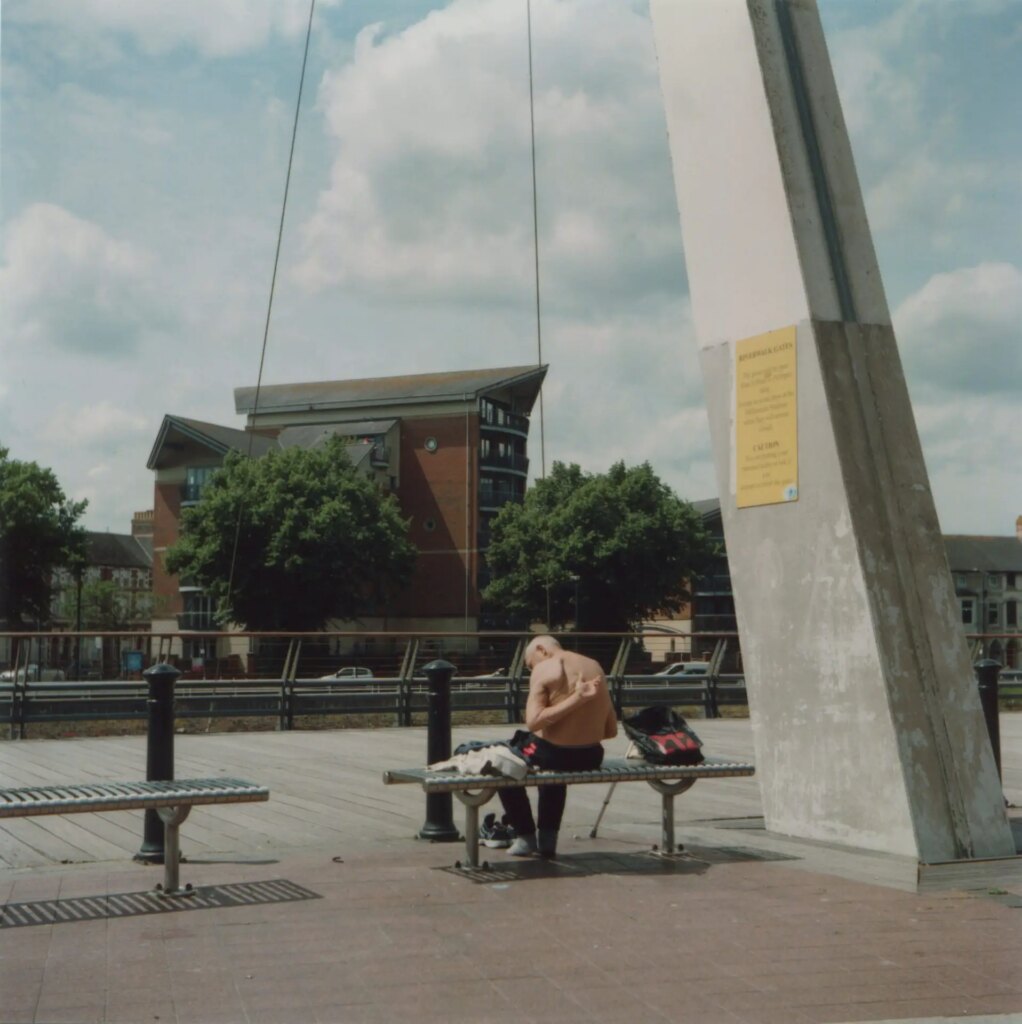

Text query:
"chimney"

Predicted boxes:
[[132, 509, 155, 540]]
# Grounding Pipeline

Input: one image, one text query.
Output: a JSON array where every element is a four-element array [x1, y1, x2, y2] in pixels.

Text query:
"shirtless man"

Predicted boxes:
[[498, 635, 617, 858]]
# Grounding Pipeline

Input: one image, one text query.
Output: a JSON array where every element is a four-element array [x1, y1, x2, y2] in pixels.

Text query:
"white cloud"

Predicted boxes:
[[894, 262, 1022, 394], [294, 0, 681, 308], [40, 402, 149, 447], [0, 203, 170, 356], [4, 0, 340, 58], [827, 2, 1021, 262], [893, 263, 1022, 534]]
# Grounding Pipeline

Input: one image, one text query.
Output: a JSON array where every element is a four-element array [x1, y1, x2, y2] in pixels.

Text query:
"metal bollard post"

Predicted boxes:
[[974, 660, 1002, 781], [135, 663, 180, 863], [417, 659, 460, 842]]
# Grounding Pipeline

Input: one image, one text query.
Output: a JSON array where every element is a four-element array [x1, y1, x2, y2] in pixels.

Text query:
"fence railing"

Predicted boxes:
[[3, 629, 1016, 740], [0, 629, 746, 738]]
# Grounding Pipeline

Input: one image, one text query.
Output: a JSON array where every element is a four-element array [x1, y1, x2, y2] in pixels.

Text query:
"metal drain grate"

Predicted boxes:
[[0, 879, 321, 929]]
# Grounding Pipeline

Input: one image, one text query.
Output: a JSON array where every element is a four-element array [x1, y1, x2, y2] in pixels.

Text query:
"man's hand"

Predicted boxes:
[[572, 672, 600, 701]]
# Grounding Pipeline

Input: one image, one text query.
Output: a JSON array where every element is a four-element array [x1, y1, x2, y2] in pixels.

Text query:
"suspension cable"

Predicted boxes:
[[527, 0, 546, 481], [223, 0, 316, 616]]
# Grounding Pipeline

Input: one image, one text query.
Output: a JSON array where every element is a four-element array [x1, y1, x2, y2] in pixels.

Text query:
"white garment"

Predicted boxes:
[[428, 745, 528, 780]]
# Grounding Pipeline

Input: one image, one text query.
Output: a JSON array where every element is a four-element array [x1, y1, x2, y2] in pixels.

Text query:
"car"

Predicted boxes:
[[653, 661, 710, 678], [0, 664, 66, 682], [319, 666, 374, 680]]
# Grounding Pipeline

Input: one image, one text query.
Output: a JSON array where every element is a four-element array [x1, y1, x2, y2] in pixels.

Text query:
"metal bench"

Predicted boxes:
[[384, 756, 755, 868], [0, 778, 269, 895]]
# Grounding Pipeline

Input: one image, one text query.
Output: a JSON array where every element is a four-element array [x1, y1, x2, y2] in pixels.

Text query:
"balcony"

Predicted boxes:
[[479, 487, 524, 512], [480, 450, 529, 476], [480, 411, 529, 436]]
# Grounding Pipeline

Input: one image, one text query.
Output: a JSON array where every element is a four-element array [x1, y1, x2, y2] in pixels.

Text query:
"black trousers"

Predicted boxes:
[[498, 734, 604, 835]]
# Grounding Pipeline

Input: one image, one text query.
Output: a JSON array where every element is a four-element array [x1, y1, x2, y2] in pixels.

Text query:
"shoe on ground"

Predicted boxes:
[[479, 812, 512, 848], [508, 834, 538, 857]]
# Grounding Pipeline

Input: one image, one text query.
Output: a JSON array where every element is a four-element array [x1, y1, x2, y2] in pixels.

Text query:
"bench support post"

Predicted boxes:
[[648, 778, 696, 856], [155, 805, 194, 895], [453, 788, 496, 868]]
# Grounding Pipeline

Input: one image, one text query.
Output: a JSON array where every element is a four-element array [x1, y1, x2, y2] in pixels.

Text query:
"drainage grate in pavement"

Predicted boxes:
[[440, 858, 592, 883], [0, 879, 321, 929]]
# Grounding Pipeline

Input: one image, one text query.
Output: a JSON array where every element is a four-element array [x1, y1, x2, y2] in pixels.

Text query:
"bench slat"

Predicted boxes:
[[383, 756, 755, 792], [0, 778, 269, 818]]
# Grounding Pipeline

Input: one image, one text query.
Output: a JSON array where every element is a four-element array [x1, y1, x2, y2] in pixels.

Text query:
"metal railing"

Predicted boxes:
[[0, 630, 745, 738]]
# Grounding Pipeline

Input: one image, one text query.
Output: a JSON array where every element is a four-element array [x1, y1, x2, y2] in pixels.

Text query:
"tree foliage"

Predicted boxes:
[[164, 437, 417, 630], [483, 461, 716, 633], [0, 446, 88, 626], [59, 578, 155, 631]]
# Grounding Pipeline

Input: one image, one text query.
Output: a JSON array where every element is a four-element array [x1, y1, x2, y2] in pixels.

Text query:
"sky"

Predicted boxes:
[[2, 0, 1020, 538]]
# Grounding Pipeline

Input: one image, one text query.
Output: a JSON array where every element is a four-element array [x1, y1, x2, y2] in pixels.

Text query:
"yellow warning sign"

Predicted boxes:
[[736, 326, 798, 509]]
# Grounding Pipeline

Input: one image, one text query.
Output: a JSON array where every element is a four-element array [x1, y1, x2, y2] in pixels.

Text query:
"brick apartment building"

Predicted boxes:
[[146, 365, 546, 645]]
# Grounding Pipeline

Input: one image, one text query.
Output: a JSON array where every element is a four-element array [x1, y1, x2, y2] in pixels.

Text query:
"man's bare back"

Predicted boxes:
[[524, 637, 617, 746]]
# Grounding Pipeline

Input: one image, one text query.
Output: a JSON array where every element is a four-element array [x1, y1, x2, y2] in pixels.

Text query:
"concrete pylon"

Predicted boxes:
[[650, 0, 1013, 863]]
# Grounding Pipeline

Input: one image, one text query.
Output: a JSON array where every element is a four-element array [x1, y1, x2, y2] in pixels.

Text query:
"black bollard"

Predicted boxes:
[[417, 659, 460, 842], [974, 660, 1002, 781], [134, 662, 180, 863]]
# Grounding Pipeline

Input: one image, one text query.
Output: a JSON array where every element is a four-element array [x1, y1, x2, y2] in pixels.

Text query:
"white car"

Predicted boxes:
[[653, 661, 710, 678], [320, 666, 374, 680], [0, 664, 66, 682]]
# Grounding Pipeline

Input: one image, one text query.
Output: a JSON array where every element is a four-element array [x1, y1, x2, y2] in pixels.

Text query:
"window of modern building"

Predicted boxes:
[[183, 466, 219, 503], [181, 592, 215, 630]]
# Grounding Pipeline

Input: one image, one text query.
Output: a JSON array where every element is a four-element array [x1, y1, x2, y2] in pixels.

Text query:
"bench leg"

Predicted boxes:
[[453, 788, 497, 869], [648, 779, 696, 857], [155, 805, 193, 896]]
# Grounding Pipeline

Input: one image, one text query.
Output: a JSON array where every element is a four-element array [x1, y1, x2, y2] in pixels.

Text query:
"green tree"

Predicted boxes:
[[59, 578, 156, 631], [164, 436, 417, 630], [483, 461, 716, 633], [0, 446, 88, 626]]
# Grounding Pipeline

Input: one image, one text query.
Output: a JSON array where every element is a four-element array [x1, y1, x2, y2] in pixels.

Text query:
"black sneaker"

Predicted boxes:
[[479, 812, 512, 848]]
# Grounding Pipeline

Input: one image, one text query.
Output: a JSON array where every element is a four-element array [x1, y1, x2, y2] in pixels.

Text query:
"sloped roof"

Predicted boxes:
[[275, 422, 395, 450], [147, 415, 278, 469], [86, 532, 152, 570], [944, 535, 1022, 573], [234, 365, 547, 416]]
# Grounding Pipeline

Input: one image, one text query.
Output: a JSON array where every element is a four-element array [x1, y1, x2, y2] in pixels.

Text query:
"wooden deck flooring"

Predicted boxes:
[[2, 715, 1019, 892], [0, 720, 762, 871]]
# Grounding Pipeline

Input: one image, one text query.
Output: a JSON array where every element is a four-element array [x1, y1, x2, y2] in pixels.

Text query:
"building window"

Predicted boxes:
[[987, 573, 1002, 590], [1007, 601, 1018, 628], [987, 603, 1000, 627], [1007, 573, 1017, 589], [961, 599, 975, 626], [183, 466, 218, 503], [955, 574, 967, 589]]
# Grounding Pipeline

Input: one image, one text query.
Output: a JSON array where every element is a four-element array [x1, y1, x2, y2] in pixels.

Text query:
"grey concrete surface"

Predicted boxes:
[[1, 716, 1020, 1023]]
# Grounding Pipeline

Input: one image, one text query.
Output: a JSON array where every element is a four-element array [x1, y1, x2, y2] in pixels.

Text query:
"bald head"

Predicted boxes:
[[525, 634, 562, 670]]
